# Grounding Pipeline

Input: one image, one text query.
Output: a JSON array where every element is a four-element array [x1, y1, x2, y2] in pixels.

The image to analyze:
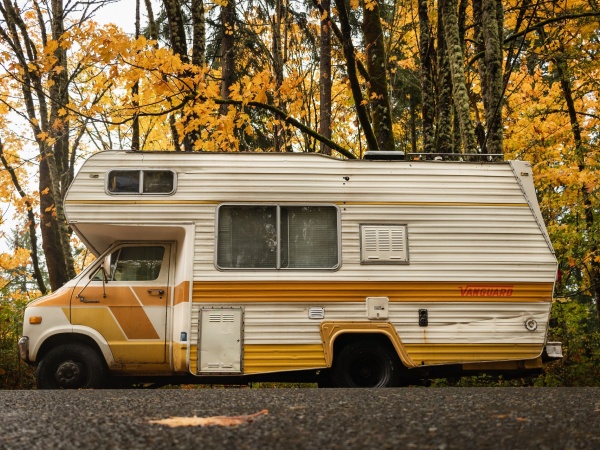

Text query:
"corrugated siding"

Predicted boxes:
[[65, 151, 556, 283], [67, 152, 529, 206], [189, 302, 549, 347], [188, 300, 549, 372]]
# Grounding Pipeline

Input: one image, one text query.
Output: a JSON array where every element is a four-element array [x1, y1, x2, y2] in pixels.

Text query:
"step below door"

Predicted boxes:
[[198, 307, 243, 374]]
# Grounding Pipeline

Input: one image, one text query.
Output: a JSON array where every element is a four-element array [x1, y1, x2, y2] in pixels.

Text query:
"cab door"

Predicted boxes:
[[71, 243, 173, 367]]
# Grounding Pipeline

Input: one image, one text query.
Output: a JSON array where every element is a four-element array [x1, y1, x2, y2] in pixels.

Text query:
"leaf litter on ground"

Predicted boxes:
[[148, 409, 268, 427]]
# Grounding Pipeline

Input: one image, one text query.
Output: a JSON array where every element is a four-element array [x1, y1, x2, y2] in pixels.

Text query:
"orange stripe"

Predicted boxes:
[[173, 281, 190, 305], [30, 287, 72, 307], [192, 281, 553, 303], [66, 200, 529, 207], [109, 306, 160, 339], [70, 286, 162, 340]]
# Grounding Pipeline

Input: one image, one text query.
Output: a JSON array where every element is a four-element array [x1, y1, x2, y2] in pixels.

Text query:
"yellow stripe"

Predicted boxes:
[[66, 200, 529, 208], [225, 342, 543, 375], [405, 343, 542, 364], [193, 281, 553, 303], [71, 307, 166, 364], [66, 200, 220, 205], [336, 202, 529, 207], [243, 344, 326, 374], [189, 344, 198, 374], [172, 343, 188, 372]]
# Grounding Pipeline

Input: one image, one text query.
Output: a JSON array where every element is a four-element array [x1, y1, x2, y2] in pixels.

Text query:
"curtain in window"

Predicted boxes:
[[218, 206, 277, 268], [281, 206, 338, 268]]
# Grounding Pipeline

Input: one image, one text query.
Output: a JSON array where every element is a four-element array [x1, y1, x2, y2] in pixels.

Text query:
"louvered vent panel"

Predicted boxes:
[[360, 225, 408, 263], [208, 312, 236, 323]]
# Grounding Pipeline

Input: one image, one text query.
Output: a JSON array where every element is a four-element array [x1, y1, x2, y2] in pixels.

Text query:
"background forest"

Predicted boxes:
[[0, 0, 599, 388]]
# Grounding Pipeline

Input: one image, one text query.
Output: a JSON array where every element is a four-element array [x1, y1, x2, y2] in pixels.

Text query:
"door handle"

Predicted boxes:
[[147, 289, 165, 296], [78, 296, 100, 303]]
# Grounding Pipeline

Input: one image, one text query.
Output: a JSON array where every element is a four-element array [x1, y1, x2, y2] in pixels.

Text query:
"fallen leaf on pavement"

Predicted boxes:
[[149, 409, 268, 427]]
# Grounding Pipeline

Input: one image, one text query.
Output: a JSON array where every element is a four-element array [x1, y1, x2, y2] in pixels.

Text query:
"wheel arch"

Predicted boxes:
[[320, 321, 416, 369], [36, 332, 111, 371]]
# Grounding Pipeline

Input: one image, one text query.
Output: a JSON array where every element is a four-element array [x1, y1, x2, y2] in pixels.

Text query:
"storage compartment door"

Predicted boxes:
[[198, 308, 243, 374]]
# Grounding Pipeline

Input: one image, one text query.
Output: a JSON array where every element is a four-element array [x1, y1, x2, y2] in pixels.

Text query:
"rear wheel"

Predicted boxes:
[[332, 339, 403, 387], [36, 343, 107, 389]]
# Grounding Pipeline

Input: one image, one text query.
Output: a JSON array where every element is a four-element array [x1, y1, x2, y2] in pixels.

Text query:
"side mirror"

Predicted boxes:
[[80, 255, 111, 300], [102, 256, 111, 282]]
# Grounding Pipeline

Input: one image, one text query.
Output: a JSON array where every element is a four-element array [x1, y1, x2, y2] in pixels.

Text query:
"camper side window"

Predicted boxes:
[[217, 205, 339, 270], [107, 170, 175, 194]]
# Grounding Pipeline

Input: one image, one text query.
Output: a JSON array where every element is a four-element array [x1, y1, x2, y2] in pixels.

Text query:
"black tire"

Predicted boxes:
[[332, 339, 403, 387], [36, 343, 107, 389]]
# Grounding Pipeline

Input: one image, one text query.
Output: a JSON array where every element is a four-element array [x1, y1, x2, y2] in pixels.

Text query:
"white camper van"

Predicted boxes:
[[19, 151, 562, 388]]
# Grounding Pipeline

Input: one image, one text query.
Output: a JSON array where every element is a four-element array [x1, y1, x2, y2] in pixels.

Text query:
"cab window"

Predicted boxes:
[[108, 246, 166, 281]]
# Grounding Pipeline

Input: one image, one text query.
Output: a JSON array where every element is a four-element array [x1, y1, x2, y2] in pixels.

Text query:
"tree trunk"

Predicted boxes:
[[143, 0, 159, 41], [319, 0, 332, 155], [436, 0, 454, 153], [409, 93, 418, 154], [48, 0, 76, 283], [441, 0, 478, 153], [474, 0, 503, 155], [418, 0, 436, 154], [362, 0, 395, 151], [163, 0, 188, 62], [162, 0, 198, 151], [132, 0, 140, 151], [191, 0, 206, 67], [481, 0, 504, 155], [272, 0, 285, 152], [333, 0, 379, 152], [219, 0, 236, 118]]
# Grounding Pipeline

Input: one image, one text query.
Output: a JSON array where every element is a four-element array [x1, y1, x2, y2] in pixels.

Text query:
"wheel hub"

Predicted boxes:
[[352, 355, 384, 386], [55, 361, 83, 388]]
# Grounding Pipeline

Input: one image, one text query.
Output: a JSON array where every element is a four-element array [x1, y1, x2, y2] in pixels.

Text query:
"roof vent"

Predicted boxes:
[[364, 151, 405, 161]]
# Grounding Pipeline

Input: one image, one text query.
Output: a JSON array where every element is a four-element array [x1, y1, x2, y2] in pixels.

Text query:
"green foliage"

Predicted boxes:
[[535, 300, 600, 387], [0, 294, 35, 389]]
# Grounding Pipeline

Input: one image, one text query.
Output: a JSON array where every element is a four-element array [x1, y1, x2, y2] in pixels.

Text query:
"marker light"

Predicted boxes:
[[29, 316, 43, 324]]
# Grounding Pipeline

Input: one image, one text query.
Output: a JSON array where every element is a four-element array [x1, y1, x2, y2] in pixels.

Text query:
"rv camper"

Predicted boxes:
[[19, 151, 562, 388]]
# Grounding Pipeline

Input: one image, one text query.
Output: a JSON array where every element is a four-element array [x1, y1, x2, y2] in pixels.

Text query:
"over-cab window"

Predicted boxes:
[[107, 170, 175, 194], [217, 205, 339, 270], [109, 246, 165, 281]]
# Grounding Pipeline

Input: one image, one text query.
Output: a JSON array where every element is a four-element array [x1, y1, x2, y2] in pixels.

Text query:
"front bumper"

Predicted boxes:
[[18, 336, 29, 362]]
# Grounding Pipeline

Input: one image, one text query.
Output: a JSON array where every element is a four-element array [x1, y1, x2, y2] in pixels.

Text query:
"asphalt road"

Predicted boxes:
[[1, 387, 598, 450]]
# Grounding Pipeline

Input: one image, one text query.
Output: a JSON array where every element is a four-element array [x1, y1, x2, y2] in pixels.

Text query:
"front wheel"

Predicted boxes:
[[332, 340, 403, 387], [36, 343, 107, 389]]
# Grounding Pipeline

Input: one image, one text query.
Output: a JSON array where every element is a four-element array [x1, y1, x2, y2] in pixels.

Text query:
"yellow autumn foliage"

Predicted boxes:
[[0, 248, 30, 272]]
